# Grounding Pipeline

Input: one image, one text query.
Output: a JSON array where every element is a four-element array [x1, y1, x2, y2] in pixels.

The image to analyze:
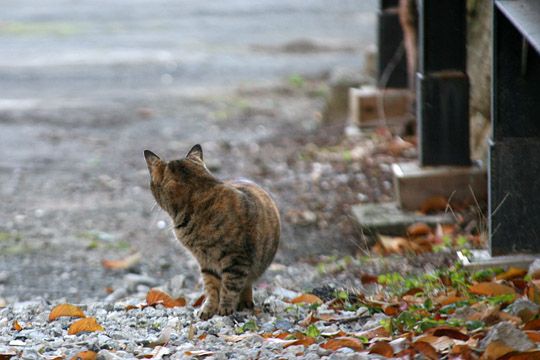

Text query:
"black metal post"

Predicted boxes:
[[378, 0, 408, 88], [417, 0, 470, 166], [490, 1, 540, 255]]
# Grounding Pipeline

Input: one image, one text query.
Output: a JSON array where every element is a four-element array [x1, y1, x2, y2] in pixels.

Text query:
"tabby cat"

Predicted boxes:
[[144, 145, 280, 319]]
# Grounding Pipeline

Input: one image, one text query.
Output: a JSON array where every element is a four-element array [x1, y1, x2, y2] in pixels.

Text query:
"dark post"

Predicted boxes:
[[490, 0, 540, 255], [378, 0, 408, 88], [417, 0, 471, 166]]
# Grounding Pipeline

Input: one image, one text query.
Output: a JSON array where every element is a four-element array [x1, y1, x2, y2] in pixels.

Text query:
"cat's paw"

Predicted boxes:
[[218, 304, 235, 316], [198, 304, 218, 320], [237, 300, 254, 311]]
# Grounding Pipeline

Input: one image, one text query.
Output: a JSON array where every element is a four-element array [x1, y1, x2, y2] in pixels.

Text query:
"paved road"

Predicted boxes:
[[0, 0, 377, 302]]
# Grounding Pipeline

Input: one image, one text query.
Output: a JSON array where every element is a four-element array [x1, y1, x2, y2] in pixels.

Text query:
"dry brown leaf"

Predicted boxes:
[[101, 252, 141, 270], [320, 337, 364, 352], [49, 304, 86, 321], [499, 350, 540, 360], [496, 267, 527, 281], [480, 341, 514, 360], [429, 326, 470, 341], [183, 350, 214, 357], [368, 341, 394, 357], [525, 331, 540, 343], [407, 222, 432, 237], [383, 305, 400, 316], [412, 341, 438, 360], [360, 273, 379, 284], [70, 351, 97, 360], [524, 319, 540, 331], [436, 295, 467, 306], [420, 196, 448, 214], [299, 312, 319, 326], [12, 320, 22, 331], [378, 235, 413, 255], [449, 344, 474, 360], [387, 136, 414, 156], [284, 337, 316, 348], [0, 352, 17, 360], [146, 289, 186, 308], [67, 317, 104, 335], [415, 335, 455, 352], [192, 294, 206, 307], [469, 282, 516, 296], [290, 293, 323, 305], [352, 326, 390, 340]]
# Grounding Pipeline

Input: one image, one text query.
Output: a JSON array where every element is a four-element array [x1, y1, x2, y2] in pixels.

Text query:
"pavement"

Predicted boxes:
[[0, 0, 377, 302]]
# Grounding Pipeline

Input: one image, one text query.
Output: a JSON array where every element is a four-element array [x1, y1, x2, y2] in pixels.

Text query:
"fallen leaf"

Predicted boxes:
[[299, 312, 319, 326], [407, 222, 432, 237], [125, 304, 141, 311], [70, 351, 97, 360], [290, 293, 323, 305], [525, 331, 540, 343], [469, 282, 516, 296], [499, 350, 540, 360], [101, 252, 141, 270], [183, 350, 214, 357], [449, 344, 474, 360], [481, 341, 514, 360], [496, 267, 527, 281], [360, 273, 379, 284], [420, 196, 448, 214], [146, 289, 186, 308], [524, 319, 540, 331], [12, 320, 22, 331], [320, 330, 347, 338], [192, 294, 206, 307], [378, 235, 413, 255], [436, 295, 467, 306], [352, 326, 390, 340], [368, 341, 393, 357], [412, 341, 438, 360], [383, 305, 400, 316], [49, 304, 86, 321], [284, 337, 316, 348], [320, 337, 364, 352], [415, 335, 455, 352], [430, 326, 470, 341], [0, 352, 17, 360], [67, 317, 104, 335]]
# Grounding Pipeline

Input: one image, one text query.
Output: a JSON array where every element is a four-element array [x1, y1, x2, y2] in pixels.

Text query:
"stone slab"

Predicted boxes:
[[349, 86, 411, 128], [351, 202, 455, 238], [459, 249, 540, 271], [393, 161, 487, 212]]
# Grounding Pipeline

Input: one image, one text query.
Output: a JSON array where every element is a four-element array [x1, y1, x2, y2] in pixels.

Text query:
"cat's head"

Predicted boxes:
[[143, 144, 216, 215]]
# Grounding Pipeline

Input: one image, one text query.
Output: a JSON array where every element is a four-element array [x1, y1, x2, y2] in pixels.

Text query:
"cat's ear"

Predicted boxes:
[[186, 144, 203, 161], [144, 150, 161, 171]]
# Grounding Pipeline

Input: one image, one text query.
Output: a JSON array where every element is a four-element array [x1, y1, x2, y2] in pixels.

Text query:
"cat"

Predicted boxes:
[[144, 144, 280, 319]]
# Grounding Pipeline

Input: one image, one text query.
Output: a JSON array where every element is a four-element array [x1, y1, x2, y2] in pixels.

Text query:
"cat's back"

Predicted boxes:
[[226, 178, 280, 233], [225, 179, 280, 272]]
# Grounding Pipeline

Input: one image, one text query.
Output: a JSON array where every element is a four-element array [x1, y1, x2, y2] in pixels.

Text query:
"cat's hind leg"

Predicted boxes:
[[237, 285, 254, 310], [218, 263, 250, 316]]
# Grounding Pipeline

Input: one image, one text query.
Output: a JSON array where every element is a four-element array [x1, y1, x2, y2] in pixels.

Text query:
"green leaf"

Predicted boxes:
[[306, 324, 320, 338], [242, 320, 258, 332]]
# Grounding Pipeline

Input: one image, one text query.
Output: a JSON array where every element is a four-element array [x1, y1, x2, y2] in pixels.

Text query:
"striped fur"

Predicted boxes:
[[144, 145, 280, 319]]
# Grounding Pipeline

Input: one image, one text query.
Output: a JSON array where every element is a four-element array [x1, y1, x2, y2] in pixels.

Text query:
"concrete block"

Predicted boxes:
[[459, 249, 540, 271], [349, 86, 411, 128], [393, 161, 487, 211], [351, 202, 454, 239]]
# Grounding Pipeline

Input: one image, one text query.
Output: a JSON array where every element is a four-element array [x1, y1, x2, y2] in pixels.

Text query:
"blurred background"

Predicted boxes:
[[0, 1, 379, 303]]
